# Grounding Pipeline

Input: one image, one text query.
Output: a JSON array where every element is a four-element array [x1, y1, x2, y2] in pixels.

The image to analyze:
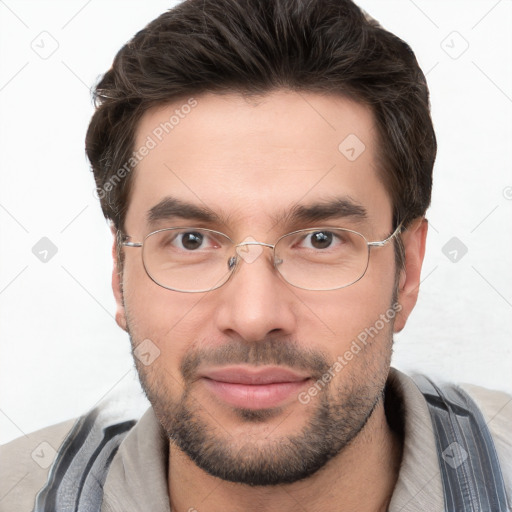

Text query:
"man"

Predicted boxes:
[[1, 0, 510, 511]]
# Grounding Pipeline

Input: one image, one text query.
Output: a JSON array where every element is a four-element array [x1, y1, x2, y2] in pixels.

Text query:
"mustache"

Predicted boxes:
[[180, 337, 331, 382]]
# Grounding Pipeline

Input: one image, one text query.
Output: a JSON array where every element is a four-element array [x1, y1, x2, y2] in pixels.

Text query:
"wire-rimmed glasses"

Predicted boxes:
[[121, 224, 402, 293]]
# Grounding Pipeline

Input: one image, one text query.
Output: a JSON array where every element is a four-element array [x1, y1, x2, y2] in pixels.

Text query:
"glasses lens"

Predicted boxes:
[[274, 228, 369, 290], [142, 228, 234, 292]]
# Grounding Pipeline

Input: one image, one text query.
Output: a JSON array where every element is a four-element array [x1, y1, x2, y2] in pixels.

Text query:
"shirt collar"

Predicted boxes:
[[101, 405, 171, 512], [386, 368, 444, 511]]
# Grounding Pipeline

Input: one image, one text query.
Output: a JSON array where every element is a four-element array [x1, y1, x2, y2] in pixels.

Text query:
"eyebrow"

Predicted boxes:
[[282, 197, 368, 226], [146, 195, 368, 230], [147, 197, 221, 227]]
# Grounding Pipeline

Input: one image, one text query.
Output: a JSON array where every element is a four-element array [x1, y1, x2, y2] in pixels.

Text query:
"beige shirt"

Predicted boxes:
[[1, 368, 511, 512]]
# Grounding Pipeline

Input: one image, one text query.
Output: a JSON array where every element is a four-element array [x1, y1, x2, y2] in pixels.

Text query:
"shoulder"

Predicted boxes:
[[0, 391, 149, 512], [0, 418, 77, 512], [459, 382, 512, 490], [389, 370, 512, 510]]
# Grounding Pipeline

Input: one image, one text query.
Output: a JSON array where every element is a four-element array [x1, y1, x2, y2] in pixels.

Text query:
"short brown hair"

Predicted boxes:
[[85, 0, 436, 271]]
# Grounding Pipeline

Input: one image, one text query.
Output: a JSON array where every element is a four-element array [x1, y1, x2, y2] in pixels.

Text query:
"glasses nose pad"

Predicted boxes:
[[227, 255, 237, 271], [274, 257, 284, 268]]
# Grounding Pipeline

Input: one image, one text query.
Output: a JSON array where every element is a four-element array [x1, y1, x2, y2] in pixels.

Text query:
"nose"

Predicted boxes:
[[214, 244, 297, 342]]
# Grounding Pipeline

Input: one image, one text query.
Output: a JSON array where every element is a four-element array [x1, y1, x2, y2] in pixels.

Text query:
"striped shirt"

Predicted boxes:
[[1, 368, 511, 511]]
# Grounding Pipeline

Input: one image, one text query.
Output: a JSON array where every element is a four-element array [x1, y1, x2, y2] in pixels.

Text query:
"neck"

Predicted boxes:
[[167, 399, 403, 512]]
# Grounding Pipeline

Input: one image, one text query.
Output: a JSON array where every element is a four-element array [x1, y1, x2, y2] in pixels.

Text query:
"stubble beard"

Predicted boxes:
[[129, 330, 393, 486]]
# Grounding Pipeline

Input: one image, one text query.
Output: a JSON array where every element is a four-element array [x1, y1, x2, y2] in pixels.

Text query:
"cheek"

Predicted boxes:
[[298, 250, 397, 356], [122, 257, 203, 367], [304, 289, 390, 346]]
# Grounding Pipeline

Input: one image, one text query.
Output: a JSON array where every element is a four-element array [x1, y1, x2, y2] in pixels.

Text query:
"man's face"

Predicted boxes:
[[116, 91, 407, 485]]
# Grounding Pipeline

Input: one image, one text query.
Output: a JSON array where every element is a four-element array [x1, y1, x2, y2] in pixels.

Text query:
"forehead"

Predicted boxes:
[[125, 90, 391, 236]]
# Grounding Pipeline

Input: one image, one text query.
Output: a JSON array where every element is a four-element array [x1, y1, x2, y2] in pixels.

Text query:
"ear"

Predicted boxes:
[[393, 217, 428, 333], [110, 224, 128, 332]]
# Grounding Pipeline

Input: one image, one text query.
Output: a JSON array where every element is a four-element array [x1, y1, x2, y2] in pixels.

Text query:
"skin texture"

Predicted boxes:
[[111, 90, 428, 512]]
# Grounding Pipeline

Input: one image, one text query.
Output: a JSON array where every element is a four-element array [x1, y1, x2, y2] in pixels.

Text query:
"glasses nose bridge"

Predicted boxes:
[[235, 240, 275, 251], [231, 239, 279, 271]]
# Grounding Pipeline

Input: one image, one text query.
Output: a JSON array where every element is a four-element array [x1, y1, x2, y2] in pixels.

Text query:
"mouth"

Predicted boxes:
[[198, 366, 311, 410]]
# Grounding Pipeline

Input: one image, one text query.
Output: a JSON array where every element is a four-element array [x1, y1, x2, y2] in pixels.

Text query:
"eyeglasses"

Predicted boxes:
[[121, 224, 402, 293]]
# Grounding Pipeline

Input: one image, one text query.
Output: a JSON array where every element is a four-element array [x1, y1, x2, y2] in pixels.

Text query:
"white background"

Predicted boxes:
[[0, 0, 511, 445]]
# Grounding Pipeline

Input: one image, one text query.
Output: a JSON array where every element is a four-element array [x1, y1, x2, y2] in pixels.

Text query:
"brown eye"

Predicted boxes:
[[310, 231, 333, 249], [180, 232, 204, 250]]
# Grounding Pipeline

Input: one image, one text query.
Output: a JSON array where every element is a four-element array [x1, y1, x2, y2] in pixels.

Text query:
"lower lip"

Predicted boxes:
[[201, 378, 309, 409]]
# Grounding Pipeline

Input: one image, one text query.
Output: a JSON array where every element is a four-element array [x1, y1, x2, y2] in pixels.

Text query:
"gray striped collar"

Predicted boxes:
[[387, 368, 444, 512], [101, 406, 171, 512]]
